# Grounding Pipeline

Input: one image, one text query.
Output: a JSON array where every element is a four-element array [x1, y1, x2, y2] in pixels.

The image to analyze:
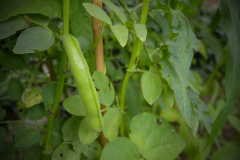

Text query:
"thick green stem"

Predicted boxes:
[[44, 0, 69, 155], [120, 0, 149, 137]]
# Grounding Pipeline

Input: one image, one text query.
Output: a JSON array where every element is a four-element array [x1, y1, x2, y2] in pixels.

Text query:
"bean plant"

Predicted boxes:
[[0, 0, 239, 160]]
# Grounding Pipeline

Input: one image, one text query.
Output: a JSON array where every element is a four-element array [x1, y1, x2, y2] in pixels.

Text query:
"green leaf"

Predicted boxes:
[[42, 82, 57, 110], [14, 128, 40, 148], [102, 0, 127, 24], [0, 16, 27, 39], [52, 117, 65, 147], [110, 24, 128, 47], [0, 126, 7, 153], [23, 145, 43, 160], [161, 84, 174, 111], [22, 88, 43, 108], [102, 108, 122, 142], [52, 145, 80, 160], [105, 60, 124, 81], [83, 3, 112, 25], [129, 113, 185, 160], [0, 106, 6, 120], [92, 70, 115, 107], [141, 66, 162, 105], [0, 53, 28, 70], [134, 24, 147, 42], [211, 142, 240, 160], [62, 116, 83, 142], [13, 27, 55, 54], [100, 137, 141, 160], [72, 140, 102, 159], [27, 14, 50, 26], [228, 115, 240, 133], [77, 36, 91, 53], [79, 117, 99, 145], [63, 95, 86, 116], [206, 0, 240, 148], [27, 103, 45, 121], [7, 78, 24, 101]]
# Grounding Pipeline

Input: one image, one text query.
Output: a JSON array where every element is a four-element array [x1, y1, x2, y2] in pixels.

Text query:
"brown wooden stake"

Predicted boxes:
[[92, 0, 108, 148]]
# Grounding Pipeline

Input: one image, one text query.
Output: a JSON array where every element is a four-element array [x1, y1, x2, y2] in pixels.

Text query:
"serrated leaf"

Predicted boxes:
[[110, 24, 128, 47], [62, 116, 83, 142], [13, 27, 55, 54], [102, 0, 127, 24], [129, 113, 185, 160], [72, 140, 102, 159], [79, 117, 99, 145], [63, 95, 86, 116], [52, 145, 80, 160], [0, 16, 27, 39], [22, 88, 43, 108], [100, 137, 141, 160], [134, 24, 147, 42], [102, 108, 121, 142], [83, 3, 112, 25], [161, 84, 174, 111], [141, 66, 162, 105], [206, 0, 240, 148]]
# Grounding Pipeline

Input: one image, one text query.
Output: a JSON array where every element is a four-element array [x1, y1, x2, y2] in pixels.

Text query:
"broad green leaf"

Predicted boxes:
[[27, 103, 45, 120], [102, 108, 122, 142], [77, 36, 91, 53], [141, 66, 162, 105], [129, 113, 185, 160], [22, 88, 43, 108], [110, 24, 128, 47], [100, 137, 141, 160], [23, 145, 43, 160], [13, 27, 55, 54], [211, 142, 240, 160], [79, 117, 99, 145], [134, 24, 147, 42], [0, 106, 6, 120], [0, 16, 27, 39], [63, 95, 86, 116], [62, 116, 83, 142], [206, 0, 240, 148], [52, 118, 65, 147], [0, 53, 28, 70], [125, 21, 134, 28], [228, 115, 240, 133], [83, 3, 112, 25], [52, 145, 80, 160], [27, 14, 50, 26], [7, 78, 24, 101], [72, 140, 102, 159], [14, 129, 40, 148], [161, 84, 174, 111], [42, 82, 57, 110], [102, 0, 127, 24], [92, 70, 115, 107]]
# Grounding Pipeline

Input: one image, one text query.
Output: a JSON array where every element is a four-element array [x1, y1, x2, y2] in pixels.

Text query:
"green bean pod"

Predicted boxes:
[[62, 34, 104, 132]]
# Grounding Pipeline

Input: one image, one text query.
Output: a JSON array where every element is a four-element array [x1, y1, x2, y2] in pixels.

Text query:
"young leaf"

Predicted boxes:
[[52, 145, 80, 160], [102, 0, 127, 24], [100, 137, 141, 160], [141, 66, 162, 105], [63, 95, 86, 116], [13, 27, 55, 54], [62, 116, 83, 142], [102, 108, 122, 142], [79, 117, 99, 145], [134, 24, 147, 42], [129, 113, 185, 160], [83, 3, 112, 25], [206, 0, 240, 149], [0, 16, 27, 39], [110, 24, 128, 47]]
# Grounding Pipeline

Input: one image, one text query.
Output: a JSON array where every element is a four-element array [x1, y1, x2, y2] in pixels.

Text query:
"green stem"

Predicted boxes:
[[24, 16, 61, 40], [93, 23, 105, 51], [120, 0, 149, 137], [44, 0, 69, 155], [28, 59, 42, 88]]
